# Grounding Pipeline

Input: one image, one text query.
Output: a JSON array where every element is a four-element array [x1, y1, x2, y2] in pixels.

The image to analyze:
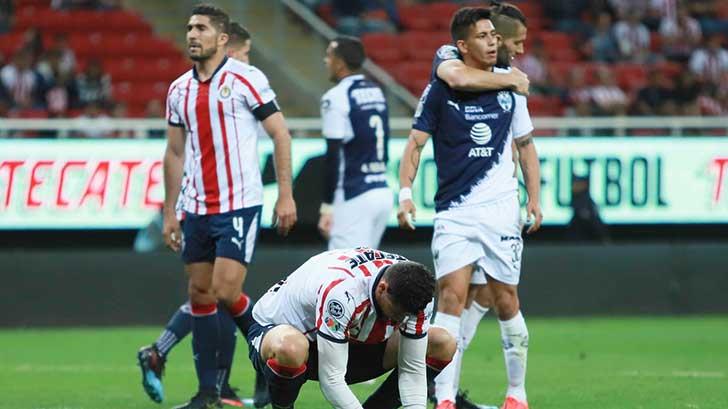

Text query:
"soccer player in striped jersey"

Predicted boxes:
[[161, 5, 296, 408], [246, 248, 455, 409], [136, 21, 270, 408]]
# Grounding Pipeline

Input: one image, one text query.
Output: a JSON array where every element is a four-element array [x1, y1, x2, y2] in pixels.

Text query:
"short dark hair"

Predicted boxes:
[[385, 262, 436, 315], [450, 7, 492, 42], [490, 1, 526, 26], [228, 22, 250, 46], [191, 3, 230, 34], [332, 35, 366, 71]]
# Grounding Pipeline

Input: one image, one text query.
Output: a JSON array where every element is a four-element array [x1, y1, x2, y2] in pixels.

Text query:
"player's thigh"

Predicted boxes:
[[211, 206, 262, 266], [181, 212, 215, 264]]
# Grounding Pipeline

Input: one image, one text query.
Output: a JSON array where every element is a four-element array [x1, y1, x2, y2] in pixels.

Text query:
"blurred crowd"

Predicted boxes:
[[309, 0, 728, 116], [0, 0, 163, 134]]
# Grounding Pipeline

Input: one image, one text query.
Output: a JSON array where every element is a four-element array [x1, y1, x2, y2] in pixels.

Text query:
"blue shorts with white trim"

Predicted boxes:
[[181, 205, 261, 265]]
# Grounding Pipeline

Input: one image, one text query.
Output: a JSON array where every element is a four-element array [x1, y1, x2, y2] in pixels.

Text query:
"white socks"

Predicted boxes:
[[434, 303, 489, 403], [432, 312, 461, 403], [499, 310, 529, 402]]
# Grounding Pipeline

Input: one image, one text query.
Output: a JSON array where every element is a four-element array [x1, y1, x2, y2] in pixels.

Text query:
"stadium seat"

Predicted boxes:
[[399, 4, 437, 31], [361, 33, 402, 64], [427, 2, 460, 30], [615, 63, 648, 91], [399, 31, 451, 61]]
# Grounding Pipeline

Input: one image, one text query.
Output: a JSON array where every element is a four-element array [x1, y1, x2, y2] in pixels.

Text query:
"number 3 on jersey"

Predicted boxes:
[[369, 114, 385, 160]]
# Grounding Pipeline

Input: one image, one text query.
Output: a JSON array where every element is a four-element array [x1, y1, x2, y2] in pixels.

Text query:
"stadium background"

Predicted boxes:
[[0, 0, 727, 408]]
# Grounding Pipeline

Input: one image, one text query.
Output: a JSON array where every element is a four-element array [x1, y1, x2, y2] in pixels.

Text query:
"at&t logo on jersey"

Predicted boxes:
[[469, 122, 494, 158]]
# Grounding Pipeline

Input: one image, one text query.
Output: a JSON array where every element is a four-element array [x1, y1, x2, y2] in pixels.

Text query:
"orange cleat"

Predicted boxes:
[[501, 396, 529, 409], [436, 400, 456, 409]]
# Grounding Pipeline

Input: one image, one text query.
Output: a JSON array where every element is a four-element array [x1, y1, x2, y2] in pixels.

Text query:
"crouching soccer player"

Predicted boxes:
[[247, 248, 456, 409]]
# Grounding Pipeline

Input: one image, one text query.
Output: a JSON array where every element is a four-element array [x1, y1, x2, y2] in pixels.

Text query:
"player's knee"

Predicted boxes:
[[492, 287, 519, 319], [211, 280, 238, 304], [427, 327, 456, 362], [270, 330, 309, 367], [188, 281, 216, 304]]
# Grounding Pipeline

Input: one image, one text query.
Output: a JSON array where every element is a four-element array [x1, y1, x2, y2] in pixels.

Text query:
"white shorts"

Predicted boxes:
[[329, 187, 393, 250], [431, 194, 523, 285]]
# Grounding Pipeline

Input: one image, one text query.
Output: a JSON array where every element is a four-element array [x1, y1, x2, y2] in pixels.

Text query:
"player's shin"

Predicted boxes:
[[263, 358, 307, 409], [191, 303, 222, 393], [217, 306, 237, 389], [228, 293, 255, 338], [155, 303, 193, 358], [499, 311, 528, 402]]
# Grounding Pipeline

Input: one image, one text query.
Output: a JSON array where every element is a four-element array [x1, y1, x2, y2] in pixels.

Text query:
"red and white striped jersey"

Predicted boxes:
[[166, 57, 276, 215], [253, 248, 433, 344]]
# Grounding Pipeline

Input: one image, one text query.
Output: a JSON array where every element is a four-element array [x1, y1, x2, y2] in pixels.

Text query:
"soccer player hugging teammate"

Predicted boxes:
[[158, 4, 297, 409], [398, 6, 542, 409], [318, 36, 392, 250], [246, 248, 456, 409]]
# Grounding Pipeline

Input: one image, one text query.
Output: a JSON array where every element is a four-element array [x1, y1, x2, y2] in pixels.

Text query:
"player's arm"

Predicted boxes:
[[516, 134, 542, 233], [397, 129, 430, 230], [318, 95, 347, 239], [397, 331, 428, 408], [261, 112, 297, 236], [437, 59, 530, 95], [317, 336, 363, 409], [162, 125, 185, 251]]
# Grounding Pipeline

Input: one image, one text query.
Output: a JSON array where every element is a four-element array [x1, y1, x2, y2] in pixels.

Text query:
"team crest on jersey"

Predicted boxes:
[[497, 91, 512, 112], [325, 316, 341, 331], [436, 45, 459, 60], [327, 299, 345, 319], [219, 86, 232, 99]]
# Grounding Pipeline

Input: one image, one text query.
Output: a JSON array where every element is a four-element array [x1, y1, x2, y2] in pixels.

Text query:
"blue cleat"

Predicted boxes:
[[137, 344, 165, 403]]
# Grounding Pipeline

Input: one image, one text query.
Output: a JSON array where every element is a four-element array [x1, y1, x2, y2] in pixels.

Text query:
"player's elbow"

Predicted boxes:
[[441, 73, 468, 90]]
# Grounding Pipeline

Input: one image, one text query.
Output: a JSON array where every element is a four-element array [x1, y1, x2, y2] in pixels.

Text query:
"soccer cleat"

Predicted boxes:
[[501, 396, 529, 409], [435, 400, 456, 409], [457, 390, 500, 409], [137, 344, 165, 403], [172, 390, 223, 409], [220, 384, 243, 407], [253, 371, 271, 408]]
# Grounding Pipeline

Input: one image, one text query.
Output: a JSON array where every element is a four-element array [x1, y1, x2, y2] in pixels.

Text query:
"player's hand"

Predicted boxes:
[[525, 200, 543, 234], [510, 67, 530, 96], [273, 195, 297, 236], [318, 213, 332, 240], [162, 212, 182, 252], [397, 199, 417, 231]]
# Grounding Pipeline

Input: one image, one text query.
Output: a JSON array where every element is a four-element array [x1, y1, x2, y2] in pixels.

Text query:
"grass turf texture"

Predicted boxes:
[[0, 316, 726, 409]]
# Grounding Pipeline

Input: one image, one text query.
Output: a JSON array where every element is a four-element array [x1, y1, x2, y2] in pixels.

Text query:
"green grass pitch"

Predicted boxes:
[[0, 316, 726, 409]]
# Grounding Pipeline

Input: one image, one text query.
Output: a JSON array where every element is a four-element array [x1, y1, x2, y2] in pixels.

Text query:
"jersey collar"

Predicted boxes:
[[340, 73, 365, 83], [192, 56, 229, 83]]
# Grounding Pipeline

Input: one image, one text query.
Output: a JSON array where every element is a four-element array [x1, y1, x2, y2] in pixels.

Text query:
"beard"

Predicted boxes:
[[188, 45, 217, 62], [496, 46, 512, 67]]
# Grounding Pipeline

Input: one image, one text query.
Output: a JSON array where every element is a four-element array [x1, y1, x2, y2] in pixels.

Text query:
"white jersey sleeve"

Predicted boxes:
[[511, 92, 534, 139], [321, 85, 353, 141], [166, 79, 184, 127], [316, 278, 359, 343], [397, 333, 428, 408], [317, 336, 363, 409], [236, 65, 277, 111]]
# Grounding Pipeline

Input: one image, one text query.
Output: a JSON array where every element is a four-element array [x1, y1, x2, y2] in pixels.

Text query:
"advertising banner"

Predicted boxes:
[[1, 138, 726, 229]]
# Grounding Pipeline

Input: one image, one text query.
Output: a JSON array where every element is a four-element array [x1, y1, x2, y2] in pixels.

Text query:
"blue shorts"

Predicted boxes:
[[181, 206, 261, 265], [246, 320, 389, 384]]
